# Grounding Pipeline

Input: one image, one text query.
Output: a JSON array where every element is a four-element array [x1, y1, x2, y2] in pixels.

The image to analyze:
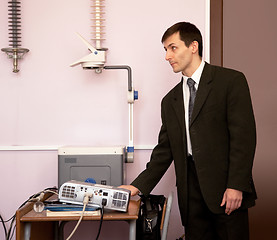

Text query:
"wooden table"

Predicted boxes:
[[16, 193, 140, 240]]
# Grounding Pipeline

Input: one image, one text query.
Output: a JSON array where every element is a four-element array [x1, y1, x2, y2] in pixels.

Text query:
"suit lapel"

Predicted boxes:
[[190, 63, 213, 125], [168, 63, 214, 131]]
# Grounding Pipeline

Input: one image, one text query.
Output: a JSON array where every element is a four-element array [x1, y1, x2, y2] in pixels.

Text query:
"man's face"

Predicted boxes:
[[163, 32, 194, 76]]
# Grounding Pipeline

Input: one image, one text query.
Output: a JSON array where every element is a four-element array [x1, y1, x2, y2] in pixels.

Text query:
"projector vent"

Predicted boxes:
[[61, 185, 76, 199], [112, 192, 128, 209]]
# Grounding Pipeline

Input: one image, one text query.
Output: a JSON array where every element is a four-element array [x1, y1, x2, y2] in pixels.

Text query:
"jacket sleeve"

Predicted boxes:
[[226, 72, 256, 193], [131, 99, 174, 195]]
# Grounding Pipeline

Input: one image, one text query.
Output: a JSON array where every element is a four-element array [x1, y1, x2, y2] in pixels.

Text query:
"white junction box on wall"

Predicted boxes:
[[58, 146, 126, 188]]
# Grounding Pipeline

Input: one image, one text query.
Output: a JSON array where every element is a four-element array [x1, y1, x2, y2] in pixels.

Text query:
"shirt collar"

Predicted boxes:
[[182, 60, 205, 86]]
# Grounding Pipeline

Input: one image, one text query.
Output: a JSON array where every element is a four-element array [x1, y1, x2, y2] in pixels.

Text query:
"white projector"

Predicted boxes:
[[59, 180, 131, 212]]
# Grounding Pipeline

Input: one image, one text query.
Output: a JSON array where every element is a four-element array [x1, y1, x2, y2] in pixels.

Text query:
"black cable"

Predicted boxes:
[[0, 213, 15, 240], [0, 213, 8, 239], [7, 219, 16, 240], [7, 216, 16, 240], [4, 192, 39, 240], [95, 206, 104, 240], [1, 186, 58, 240], [9, 225, 16, 240], [1, 215, 14, 223], [0, 211, 17, 240]]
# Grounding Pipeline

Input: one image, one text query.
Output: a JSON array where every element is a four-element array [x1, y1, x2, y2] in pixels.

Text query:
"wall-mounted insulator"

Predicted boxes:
[[71, 0, 107, 72], [1, 0, 29, 73], [91, 0, 106, 50]]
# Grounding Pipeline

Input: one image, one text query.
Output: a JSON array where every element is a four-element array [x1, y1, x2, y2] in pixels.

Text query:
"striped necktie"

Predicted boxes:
[[187, 78, 196, 123]]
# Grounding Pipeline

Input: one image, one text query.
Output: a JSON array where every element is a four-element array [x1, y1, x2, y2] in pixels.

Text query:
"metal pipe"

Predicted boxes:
[[103, 65, 132, 91], [103, 65, 136, 162]]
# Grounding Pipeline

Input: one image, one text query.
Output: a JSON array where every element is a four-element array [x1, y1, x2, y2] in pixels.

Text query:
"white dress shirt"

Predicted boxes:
[[182, 61, 205, 155]]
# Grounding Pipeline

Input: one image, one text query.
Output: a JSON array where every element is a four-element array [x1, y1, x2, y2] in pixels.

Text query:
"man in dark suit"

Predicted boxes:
[[120, 22, 257, 240]]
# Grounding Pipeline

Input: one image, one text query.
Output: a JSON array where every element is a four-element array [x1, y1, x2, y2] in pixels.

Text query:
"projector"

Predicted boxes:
[[59, 180, 131, 212]]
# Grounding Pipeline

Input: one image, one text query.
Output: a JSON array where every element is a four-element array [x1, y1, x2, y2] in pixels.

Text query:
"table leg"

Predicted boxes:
[[129, 219, 136, 240], [24, 223, 31, 240], [58, 221, 69, 240], [53, 222, 59, 240]]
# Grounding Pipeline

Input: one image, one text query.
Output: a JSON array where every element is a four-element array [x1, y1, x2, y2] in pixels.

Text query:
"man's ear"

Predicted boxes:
[[190, 41, 199, 54]]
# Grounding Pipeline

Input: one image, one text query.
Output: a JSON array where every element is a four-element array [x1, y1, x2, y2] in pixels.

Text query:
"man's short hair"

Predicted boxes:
[[161, 22, 203, 57]]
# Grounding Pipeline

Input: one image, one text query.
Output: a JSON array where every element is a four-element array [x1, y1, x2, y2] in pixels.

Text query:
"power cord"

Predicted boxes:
[[65, 195, 105, 240], [66, 193, 93, 240], [1, 187, 105, 240], [0, 213, 16, 240], [95, 204, 104, 240], [0, 187, 58, 240], [28, 189, 59, 203], [0, 214, 8, 239]]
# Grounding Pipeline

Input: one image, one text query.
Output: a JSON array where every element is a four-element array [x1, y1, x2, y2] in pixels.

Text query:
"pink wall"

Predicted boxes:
[[0, 0, 208, 239]]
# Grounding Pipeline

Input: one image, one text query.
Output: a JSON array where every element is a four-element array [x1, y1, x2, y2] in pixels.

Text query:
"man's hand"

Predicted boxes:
[[220, 188, 243, 215], [119, 185, 140, 196]]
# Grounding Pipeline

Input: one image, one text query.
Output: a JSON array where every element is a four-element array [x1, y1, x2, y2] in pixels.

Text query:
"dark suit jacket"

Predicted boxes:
[[132, 63, 257, 225]]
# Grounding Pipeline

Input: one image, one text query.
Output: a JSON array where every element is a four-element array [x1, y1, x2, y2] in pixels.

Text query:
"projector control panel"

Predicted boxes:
[[59, 180, 131, 212]]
